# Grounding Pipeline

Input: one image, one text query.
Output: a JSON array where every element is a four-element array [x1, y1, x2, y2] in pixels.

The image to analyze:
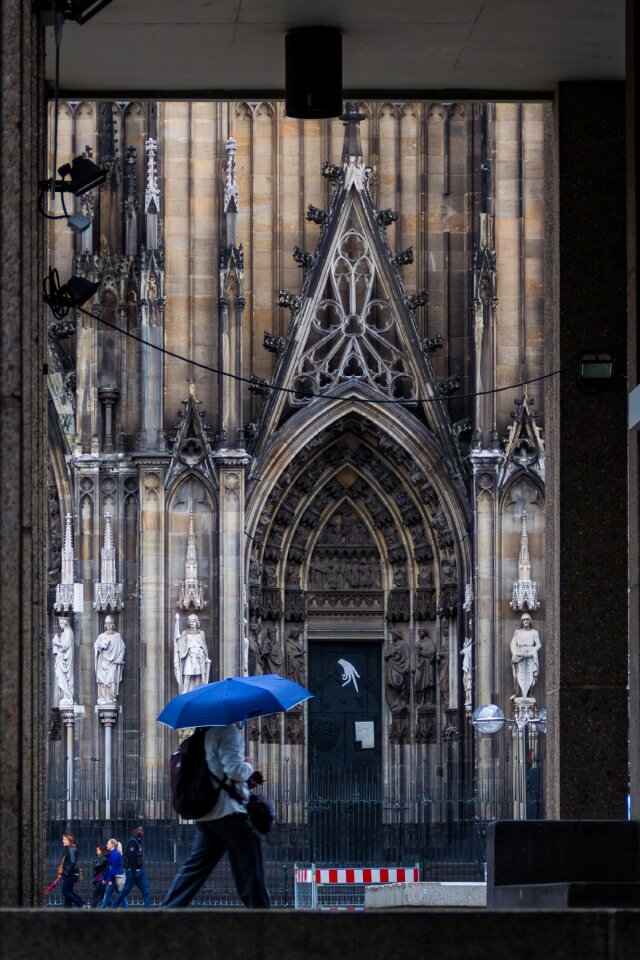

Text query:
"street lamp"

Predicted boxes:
[[472, 703, 547, 820]]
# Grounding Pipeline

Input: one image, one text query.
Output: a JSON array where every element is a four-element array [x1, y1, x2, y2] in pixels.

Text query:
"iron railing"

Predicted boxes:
[[45, 755, 543, 907]]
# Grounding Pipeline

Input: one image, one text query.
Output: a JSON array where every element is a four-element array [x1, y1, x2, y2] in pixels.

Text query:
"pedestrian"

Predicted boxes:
[[111, 825, 151, 908], [161, 723, 271, 908], [98, 838, 126, 908], [59, 833, 85, 908], [90, 843, 110, 908]]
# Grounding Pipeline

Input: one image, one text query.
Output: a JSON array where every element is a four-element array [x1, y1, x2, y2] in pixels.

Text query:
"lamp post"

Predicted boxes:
[[471, 703, 547, 820]]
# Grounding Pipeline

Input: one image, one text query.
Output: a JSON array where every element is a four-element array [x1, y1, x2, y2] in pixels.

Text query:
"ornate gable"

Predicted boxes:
[[251, 106, 462, 474]]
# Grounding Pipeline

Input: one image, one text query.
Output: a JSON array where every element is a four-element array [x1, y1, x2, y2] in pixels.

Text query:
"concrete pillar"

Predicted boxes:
[[0, 2, 46, 906], [545, 82, 628, 818]]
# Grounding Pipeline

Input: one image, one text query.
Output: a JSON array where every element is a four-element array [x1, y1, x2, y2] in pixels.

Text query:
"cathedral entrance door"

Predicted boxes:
[[308, 641, 382, 863]]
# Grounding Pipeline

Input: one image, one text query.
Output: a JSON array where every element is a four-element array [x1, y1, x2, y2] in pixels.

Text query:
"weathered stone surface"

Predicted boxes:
[[365, 881, 486, 909]]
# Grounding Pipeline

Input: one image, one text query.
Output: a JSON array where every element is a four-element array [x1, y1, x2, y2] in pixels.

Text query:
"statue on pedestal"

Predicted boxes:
[[94, 615, 126, 703], [259, 626, 284, 676], [460, 636, 473, 708], [285, 629, 305, 686], [174, 613, 211, 694], [510, 612, 542, 699], [384, 630, 410, 712], [414, 628, 437, 707], [53, 616, 74, 704]]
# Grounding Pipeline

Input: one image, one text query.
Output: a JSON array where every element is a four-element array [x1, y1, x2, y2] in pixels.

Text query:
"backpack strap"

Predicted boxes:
[[210, 772, 246, 806]]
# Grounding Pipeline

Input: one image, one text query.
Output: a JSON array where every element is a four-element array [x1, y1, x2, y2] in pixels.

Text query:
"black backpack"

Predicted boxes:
[[170, 727, 223, 819]]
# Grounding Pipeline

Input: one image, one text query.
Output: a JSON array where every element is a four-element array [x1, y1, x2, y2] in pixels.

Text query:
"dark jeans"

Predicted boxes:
[[61, 873, 84, 908], [111, 868, 151, 908], [91, 879, 105, 908], [162, 814, 271, 909]]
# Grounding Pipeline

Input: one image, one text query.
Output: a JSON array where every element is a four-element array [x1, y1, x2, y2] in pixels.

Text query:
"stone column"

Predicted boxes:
[[98, 384, 119, 453], [0, 2, 47, 906], [545, 83, 628, 818], [98, 707, 118, 821], [216, 458, 250, 679], [60, 709, 76, 824]]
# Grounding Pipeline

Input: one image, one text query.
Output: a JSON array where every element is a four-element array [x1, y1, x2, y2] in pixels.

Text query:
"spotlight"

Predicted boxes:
[[33, 1, 114, 26], [285, 26, 342, 120], [67, 213, 92, 234], [57, 155, 107, 195], [68, 0, 114, 24], [576, 352, 614, 393], [43, 267, 99, 320]]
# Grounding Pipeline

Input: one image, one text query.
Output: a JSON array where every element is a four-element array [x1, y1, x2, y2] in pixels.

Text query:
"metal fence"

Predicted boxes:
[[45, 755, 543, 907]]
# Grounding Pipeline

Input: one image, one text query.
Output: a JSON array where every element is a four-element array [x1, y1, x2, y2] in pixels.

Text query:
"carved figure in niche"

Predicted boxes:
[[174, 613, 211, 694], [285, 630, 305, 686], [510, 612, 542, 699], [393, 566, 407, 588], [285, 710, 304, 744], [389, 710, 410, 744], [94, 615, 125, 703], [325, 557, 339, 590], [325, 515, 342, 544], [248, 622, 261, 675], [286, 563, 300, 587], [418, 564, 434, 588], [414, 628, 437, 707], [437, 642, 449, 708], [262, 561, 277, 587], [259, 626, 284, 676], [384, 631, 410, 712], [261, 713, 280, 743], [53, 616, 74, 704], [249, 554, 261, 584], [460, 636, 473, 706], [441, 552, 457, 583], [309, 555, 323, 589]]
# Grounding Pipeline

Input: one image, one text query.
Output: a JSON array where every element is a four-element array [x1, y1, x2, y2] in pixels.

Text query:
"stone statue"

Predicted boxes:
[[248, 621, 261, 676], [53, 616, 74, 704], [414, 628, 437, 706], [174, 613, 211, 694], [384, 630, 410, 712], [437, 649, 449, 708], [510, 612, 542, 699], [94, 615, 126, 703], [460, 636, 473, 706], [259, 625, 284, 676], [285, 629, 305, 686]]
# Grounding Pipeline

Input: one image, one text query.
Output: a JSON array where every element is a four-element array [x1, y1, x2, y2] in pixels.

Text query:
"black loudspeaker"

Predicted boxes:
[[285, 26, 342, 120]]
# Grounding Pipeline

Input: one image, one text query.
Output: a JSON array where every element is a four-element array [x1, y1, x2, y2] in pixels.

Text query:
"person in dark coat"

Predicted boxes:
[[111, 825, 151, 908], [90, 843, 110, 908], [60, 833, 85, 908]]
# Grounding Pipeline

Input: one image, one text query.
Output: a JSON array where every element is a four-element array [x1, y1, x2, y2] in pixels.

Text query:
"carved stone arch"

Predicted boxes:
[[234, 101, 253, 121], [255, 101, 275, 119], [449, 103, 467, 120], [427, 102, 446, 122], [400, 101, 419, 120]]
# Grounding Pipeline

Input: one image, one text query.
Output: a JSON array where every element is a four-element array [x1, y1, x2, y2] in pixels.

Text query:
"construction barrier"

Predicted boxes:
[[294, 864, 420, 911]]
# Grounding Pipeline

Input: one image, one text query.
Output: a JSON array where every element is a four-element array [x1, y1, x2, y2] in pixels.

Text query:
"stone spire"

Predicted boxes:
[[144, 137, 160, 250], [94, 512, 124, 611], [177, 513, 207, 610], [510, 511, 540, 611], [224, 137, 239, 247], [341, 102, 365, 160], [54, 513, 75, 613], [124, 145, 138, 255]]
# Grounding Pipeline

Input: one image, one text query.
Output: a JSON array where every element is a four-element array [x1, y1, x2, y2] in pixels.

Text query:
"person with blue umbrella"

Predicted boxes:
[[158, 673, 312, 909]]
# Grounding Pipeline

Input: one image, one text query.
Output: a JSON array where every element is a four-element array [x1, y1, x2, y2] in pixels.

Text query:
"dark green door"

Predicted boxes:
[[308, 641, 382, 862]]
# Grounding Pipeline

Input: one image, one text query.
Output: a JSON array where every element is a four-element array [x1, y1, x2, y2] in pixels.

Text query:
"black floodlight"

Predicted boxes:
[[58, 155, 107, 195], [285, 26, 342, 119], [577, 352, 614, 393], [43, 267, 99, 320]]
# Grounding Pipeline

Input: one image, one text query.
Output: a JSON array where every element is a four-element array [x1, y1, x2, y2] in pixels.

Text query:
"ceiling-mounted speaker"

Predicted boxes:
[[285, 26, 342, 120]]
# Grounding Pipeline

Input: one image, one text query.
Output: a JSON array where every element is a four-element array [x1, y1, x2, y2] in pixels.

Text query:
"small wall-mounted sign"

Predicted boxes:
[[355, 720, 375, 750]]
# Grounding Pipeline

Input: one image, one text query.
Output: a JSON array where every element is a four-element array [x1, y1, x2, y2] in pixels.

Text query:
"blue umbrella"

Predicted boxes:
[[157, 674, 313, 729]]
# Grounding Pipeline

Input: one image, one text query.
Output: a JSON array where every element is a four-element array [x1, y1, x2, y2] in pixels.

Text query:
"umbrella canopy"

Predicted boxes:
[[157, 674, 313, 730]]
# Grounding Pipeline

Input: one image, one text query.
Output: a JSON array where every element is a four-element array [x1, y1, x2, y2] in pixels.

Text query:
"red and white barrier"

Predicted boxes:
[[294, 864, 420, 910], [315, 867, 419, 885]]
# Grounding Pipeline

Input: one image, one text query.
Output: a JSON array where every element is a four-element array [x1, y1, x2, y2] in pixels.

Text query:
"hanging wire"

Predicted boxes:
[[71, 304, 577, 407]]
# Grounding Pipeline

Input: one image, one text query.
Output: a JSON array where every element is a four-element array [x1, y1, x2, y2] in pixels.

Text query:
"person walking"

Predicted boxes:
[[90, 843, 110, 908], [98, 838, 126, 908], [60, 833, 85, 908], [161, 723, 270, 908], [111, 825, 151, 908]]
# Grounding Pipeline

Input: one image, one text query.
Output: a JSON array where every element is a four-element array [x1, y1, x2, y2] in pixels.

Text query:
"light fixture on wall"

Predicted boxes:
[[39, 156, 106, 232], [43, 267, 99, 319], [285, 26, 343, 120], [33, 0, 114, 25], [576, 351, 614, 393]]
